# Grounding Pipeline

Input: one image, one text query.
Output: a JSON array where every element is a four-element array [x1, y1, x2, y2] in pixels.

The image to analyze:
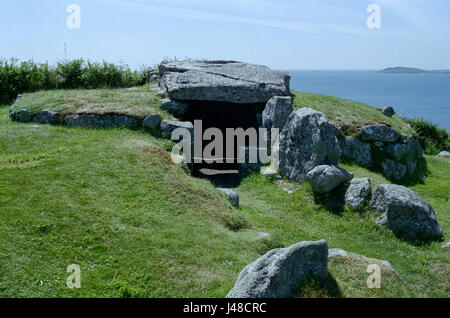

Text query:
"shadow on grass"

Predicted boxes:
[[313, 183, 349, 215], [298, 274, 343, 298]]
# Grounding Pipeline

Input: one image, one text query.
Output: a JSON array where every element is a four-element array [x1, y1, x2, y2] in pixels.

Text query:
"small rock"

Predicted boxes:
[[360, 124, 400, 143], [439, 151, 450, 158], [381, 159, 407, 181], [328, 248, 348, 260], [442, 242, 450, 251], [160, 120, 194, 139], [227, 240, 328, 298], [218, 188, 239, 208], [370, 184, 443, 241], [382, 106, 395, 117], [345, 178, 372, 210], [160, 99, 189, 118], [142, 114, 162, 133], [306, 165, 353, 194]]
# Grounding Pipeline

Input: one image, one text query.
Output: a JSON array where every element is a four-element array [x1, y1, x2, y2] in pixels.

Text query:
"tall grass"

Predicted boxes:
[[408, 118, 449, 155], [0, 58, 148, 105]]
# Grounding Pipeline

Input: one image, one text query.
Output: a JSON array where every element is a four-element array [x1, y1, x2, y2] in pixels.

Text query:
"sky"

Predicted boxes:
[[0, 0, 449, 70]]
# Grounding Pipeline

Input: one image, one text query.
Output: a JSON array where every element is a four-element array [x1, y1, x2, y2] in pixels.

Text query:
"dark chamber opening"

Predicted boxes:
[[182, 100, 266, 187]]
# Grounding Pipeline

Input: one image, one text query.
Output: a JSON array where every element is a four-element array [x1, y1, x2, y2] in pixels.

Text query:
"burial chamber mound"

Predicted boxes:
[[158, 60, 291, 185]]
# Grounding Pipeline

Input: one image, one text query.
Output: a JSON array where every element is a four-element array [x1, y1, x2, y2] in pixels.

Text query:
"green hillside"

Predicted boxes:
[[0, 88, 448, 298]]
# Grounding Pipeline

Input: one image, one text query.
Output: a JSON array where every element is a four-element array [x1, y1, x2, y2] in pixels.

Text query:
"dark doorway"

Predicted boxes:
[[182, 100, 266, 187]]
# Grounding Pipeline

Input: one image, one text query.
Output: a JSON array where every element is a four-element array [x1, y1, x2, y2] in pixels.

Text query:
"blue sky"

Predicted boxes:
[[1, 0, 449, 70]]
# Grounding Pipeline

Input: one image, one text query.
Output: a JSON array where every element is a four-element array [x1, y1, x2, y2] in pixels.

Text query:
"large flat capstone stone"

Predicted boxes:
[[158, 60, 291, 104]]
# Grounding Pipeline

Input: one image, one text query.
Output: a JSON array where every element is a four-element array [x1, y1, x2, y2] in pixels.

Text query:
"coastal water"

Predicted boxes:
[[288, 70, 450, 130]]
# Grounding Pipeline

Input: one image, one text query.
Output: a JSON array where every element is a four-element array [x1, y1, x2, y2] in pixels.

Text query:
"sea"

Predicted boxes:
[[288, 70, 450, 130]]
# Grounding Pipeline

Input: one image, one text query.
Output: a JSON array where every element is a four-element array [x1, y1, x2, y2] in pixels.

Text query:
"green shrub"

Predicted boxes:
[[408, 118, 449, 155], [0, 58, 148, 104]]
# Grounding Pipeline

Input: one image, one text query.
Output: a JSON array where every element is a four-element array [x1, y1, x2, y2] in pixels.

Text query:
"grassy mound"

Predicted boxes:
[[293, 92, 414, 136], [9, 85, 168, 119], [0, 89, 449, 298]]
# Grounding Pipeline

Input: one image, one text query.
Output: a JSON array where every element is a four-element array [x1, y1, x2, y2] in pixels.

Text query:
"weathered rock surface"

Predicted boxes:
[[439, 151, 450, 158], [382, 106, 395, 117], [159, 60, 290, 104], [262, 96, 293, 132], [65, 114, 140, 129], [15, 109, 32, 122], [33, 110, 60, 125], [360, 124, 400, 143], [328, 248, 348, 260], [345, 178, 372, 210], [339, 137, 373, 168], [381, 159, 407, 181], [370, 184, 443, 241], [227, 240, 328, 298], [160, 120, 194, 139], [142, 114, 162, 133], [218, 188, 239, 207], [160, 99, 188, 118], [306, 165, 354, 194], [279, 108, 340, 183]]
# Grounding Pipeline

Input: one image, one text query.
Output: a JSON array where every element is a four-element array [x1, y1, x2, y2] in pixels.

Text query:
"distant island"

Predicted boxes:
[[379, 67, 450, 74]]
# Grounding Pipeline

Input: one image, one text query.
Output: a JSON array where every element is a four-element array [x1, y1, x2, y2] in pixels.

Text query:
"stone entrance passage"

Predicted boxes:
[[158, 60, 291, 185]]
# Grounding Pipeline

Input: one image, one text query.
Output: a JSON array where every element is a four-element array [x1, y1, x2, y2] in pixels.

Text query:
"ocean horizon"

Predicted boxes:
[[288, 70, 450, 130]]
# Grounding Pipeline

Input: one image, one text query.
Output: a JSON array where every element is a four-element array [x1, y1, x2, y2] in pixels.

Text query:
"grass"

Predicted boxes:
[[293, 91, 414, 136], [9, 85, 169, 119], [0, 90, 449, 298]]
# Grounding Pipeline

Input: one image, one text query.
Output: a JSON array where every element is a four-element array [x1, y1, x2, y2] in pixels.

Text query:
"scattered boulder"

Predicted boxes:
[[227, 240, 328, 298], [306, 165, 353, 194], [33, 110, 60, 125], [16, 109, 32, 122], [142, 114, 162, 133], [339, 137, 373, 168], [439, 151, 450, 158], [279, 108, 340, 183], [218, 188, 239, 207], [328, 248, 348, 260], [345, 178, 372, 210], [360, 124, 400, 143], [370, 184, 443, 241], [382, 106, 395, 117], [160, 120, 194, 139], [160, 99, 188, 118], [159, 60, 290, 104], [328, 249, 396, 272], [262, 96, 293, 133], [381, 159, 407, 181]]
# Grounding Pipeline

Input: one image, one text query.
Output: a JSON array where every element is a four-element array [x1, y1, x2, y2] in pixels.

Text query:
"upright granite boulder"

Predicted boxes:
[[158, 60, 290, 104], [370, 184, 443, 241], [262, 96, 293, 132], [278, 108, 340, 183], [227, 240, 328, 298], [345, 178, 372, 210]]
